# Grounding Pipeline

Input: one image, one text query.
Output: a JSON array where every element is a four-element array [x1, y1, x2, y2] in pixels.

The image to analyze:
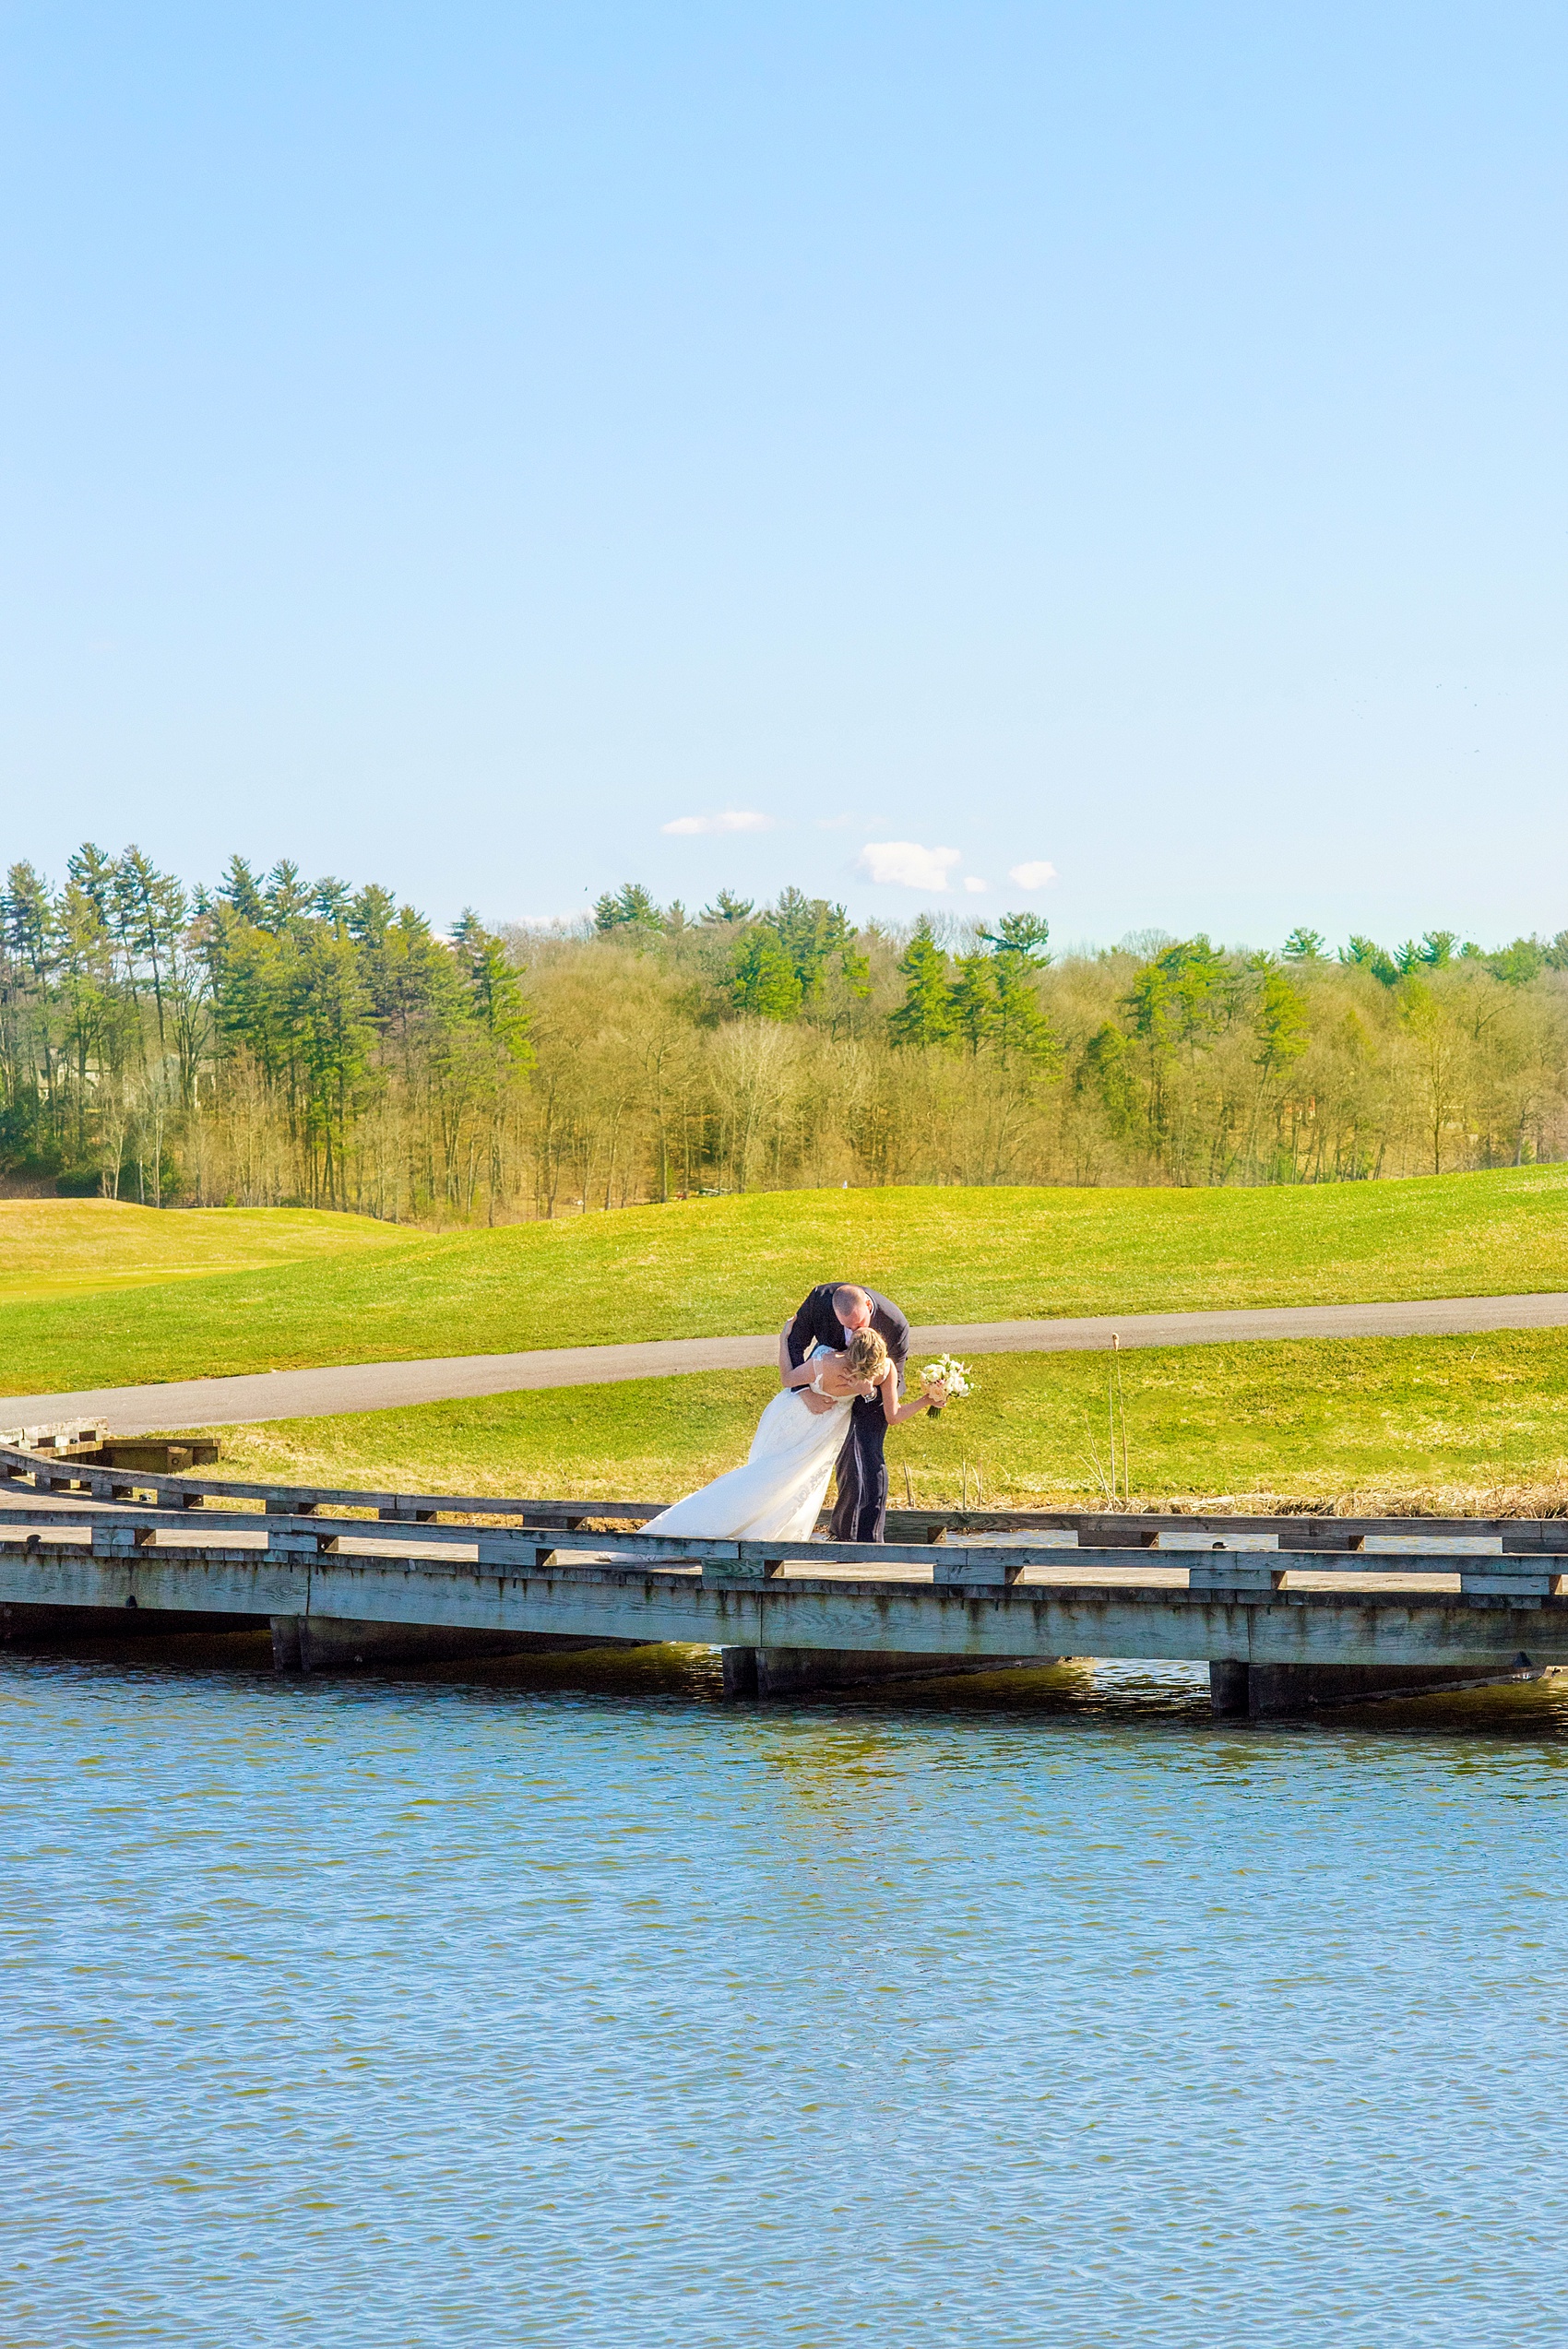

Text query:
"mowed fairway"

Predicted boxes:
[[0, 1199, 410, 1304], [212, 1326, 1568, 1513], [2, 1167, 1566, 1398]]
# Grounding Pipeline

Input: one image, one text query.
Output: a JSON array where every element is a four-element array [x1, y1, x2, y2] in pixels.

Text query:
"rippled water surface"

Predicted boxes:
[[5, 1643, 1568, 2346]]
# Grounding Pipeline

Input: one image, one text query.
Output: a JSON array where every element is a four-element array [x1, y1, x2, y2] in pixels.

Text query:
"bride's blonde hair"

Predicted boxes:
[[846, 1330, 888, 1384]]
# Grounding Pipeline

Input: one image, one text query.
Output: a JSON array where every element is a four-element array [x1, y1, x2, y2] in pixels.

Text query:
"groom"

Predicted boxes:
[[782, 1282, 911, 1543]]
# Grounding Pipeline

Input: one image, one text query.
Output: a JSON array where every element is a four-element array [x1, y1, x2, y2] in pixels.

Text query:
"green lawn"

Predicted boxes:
[[211, 1327, 1568, 1515], [0, 1198, 410, 1304], [3, 1168, 1566, 1397]]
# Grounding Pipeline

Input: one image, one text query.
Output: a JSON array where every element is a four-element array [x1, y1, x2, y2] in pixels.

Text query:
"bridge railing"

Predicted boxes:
[[4, 1438, 1567, 1551], [1, 1504, 1563, 1599]]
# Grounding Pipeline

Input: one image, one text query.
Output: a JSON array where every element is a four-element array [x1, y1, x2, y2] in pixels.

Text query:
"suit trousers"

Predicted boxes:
[[829, 1407, 888, 1543]]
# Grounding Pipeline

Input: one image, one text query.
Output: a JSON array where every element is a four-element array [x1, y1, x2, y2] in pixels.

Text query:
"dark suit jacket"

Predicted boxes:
[[786, 1284, 911, 1426]]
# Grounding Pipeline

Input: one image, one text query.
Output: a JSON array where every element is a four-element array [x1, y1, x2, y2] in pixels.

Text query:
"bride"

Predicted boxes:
[[640, 1324, 947, 1543]]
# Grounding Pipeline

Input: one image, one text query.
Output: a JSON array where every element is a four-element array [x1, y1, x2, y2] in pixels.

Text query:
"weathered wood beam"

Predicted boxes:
[[3, 1532, 1566, 1668]]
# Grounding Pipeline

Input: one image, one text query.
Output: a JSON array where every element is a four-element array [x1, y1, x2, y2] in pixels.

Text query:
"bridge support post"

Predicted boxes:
[[720, 1646, 759, 1698], [720, 1646, 1053, 1698], [270, 1616, 303, 1671], [1208, 1661, 1251, 1717], [1210, 1660, 1546, 1718], [1213, 1663, 1250, 1719]]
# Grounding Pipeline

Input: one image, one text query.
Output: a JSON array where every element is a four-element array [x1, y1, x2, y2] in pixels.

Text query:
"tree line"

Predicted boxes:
[[3, 846, 1566, 1216]]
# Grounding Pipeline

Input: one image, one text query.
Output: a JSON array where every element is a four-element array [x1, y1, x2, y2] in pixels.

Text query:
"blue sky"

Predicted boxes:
[[4, 2, 1565, 948]]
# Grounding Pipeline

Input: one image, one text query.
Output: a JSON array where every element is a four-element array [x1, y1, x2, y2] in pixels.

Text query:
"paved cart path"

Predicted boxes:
[[3, 1288, 1567, 1436]]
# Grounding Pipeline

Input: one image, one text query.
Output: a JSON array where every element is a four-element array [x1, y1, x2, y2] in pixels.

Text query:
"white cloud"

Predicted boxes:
[[1008, 860, 1058, 889], [857, 841, 963, 890], [962, 875, 987, 894], [661, 810, 777, 836]]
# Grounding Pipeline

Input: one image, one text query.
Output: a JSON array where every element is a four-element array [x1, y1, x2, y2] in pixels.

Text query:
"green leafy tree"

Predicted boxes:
[[9, 843, 1568, 1215], [358, 902, 464, 1056], [66, 843, 116, 928], [207, 904, 286, 1085], [992, 952, 1057, 1073], [53, 880, 115, 1162], [1125, 937, 1229, 1053], [264, 860, 313, 930], [980, 911, 1051, 966], [763, 887, 855, 1001], [453, 910, 534, 1219], [219, 854, 267, 926], [594, 883, 664, 935], [1252, 959, 1310, 1076], [348, 884, 398, 950], [283, 922, 375, 1205], [452, 911, 531, 1059], [112, 847, 187, 1049], [1396, 930, 1460, 974], [1122, 937, 1231, 1167], [701, 890, 754, 926], [947, 952, 995, 1055], [1079, 1023, 1140, 1142], [1339, 935, 1399, 987], [4, 862, 54, 979], [728, 927, 802, 1019], [837, 936, 871, 998], [1486, 937, 1547, 987], [888, 917, 954, 1047]]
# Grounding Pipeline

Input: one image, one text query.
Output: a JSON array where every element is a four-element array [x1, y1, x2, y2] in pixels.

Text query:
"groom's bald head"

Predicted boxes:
[[832, 1285, 873, 1331]]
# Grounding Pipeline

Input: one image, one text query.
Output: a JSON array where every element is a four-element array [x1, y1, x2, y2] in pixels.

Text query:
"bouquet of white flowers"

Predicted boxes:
[[920, 1354, 972, 1406]]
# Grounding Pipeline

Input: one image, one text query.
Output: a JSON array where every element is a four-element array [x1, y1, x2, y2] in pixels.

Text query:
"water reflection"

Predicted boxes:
[[5, 1639, 1568, 2346]]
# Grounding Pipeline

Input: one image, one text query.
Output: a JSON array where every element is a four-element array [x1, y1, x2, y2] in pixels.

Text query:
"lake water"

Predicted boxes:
[[5, 1640, 1568, 2347]]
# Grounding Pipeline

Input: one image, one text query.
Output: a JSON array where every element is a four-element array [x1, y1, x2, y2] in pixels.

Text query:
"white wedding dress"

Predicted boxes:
[[640, 1351, 851, 1541]]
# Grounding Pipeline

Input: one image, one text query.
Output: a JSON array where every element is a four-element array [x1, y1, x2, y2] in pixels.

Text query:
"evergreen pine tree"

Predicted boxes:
[[700, 890, 754, 925], [1079, 1022, 1139, 1138], [218, 854, 267, 926], [888, 917, 954, 1047], [980, 911, 1051, 965], [947, 951, 996, 1054], [453, 910, 533, 1063], [1282, 927, 1326, 962], [763, 887, 855, 1001], [992, 951, 1056, 1073], [729, 927, 802, 1019], [263, 859, 313, 928], [594, 883, 664, 934], [65, 843, 116, 927]]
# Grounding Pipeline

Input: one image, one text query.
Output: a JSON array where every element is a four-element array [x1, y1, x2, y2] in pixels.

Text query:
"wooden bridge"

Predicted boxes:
[[4, 1437, 1566, 1716]]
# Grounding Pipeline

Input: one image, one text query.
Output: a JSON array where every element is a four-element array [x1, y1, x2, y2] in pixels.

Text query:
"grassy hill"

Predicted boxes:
[[0, 1167, 1564, 1397], [0, 1199, 410, 1303], [214, 1326, 1568, 1515]]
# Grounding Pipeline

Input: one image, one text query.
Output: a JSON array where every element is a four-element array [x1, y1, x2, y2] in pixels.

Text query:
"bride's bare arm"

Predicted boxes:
[[778, 1323, 821, 1389], [880, 1365, 945, 1426]]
